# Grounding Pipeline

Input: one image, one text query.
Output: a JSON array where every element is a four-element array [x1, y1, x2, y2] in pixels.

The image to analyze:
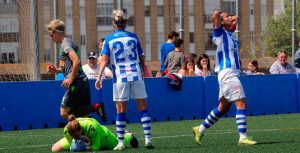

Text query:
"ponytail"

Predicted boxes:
[[66, 114, 82, 139], [68, 114, 76, 121]]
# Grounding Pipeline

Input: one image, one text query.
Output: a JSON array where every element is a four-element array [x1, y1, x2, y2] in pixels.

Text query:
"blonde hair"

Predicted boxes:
[[112, 9, 128, 28], [47, 19, 65, 33]]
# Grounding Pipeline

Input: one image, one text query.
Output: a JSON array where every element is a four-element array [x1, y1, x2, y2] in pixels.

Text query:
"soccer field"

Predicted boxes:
[[0, 114, 300, 153]]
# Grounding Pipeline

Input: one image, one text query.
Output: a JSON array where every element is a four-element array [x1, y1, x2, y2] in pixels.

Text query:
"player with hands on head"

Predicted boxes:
[[192, 10, 257, 146]]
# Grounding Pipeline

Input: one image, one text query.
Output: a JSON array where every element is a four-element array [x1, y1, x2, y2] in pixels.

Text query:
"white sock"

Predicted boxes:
[[145, 138, 151, 144], [239, 133, 247, 141], [118, 141, 124, 146], [198, 125, 206, 134]]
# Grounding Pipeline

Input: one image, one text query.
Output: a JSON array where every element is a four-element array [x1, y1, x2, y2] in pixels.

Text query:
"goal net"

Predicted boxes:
[[0, 0, 41, 82]]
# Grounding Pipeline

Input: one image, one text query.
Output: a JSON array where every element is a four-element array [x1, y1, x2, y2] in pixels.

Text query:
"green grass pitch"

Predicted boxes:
[[1, 114, 300, 153]]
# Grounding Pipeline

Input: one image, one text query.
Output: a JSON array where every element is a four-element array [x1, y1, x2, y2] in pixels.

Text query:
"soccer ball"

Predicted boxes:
[[70, 136, 90, 152]]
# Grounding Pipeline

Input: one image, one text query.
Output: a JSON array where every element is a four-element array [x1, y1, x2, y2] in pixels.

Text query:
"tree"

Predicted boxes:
[[263, 1, 300, 57]]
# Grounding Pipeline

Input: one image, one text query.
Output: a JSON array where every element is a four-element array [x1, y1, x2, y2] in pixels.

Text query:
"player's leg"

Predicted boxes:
[[235, 99, 247, 140], [235, 99, 257, 145], [98, 126, 119, 150], [228, 74, 256, 145], [99, 125, 138, 150], [60, 90, 72, 119], [193, 97, 230, 144], [132, 80, 154, 149], [66, 78, 106, 122], [52, 138, 70, 152], [79, 80, 107, 121], [193, 72, 231, 144], [135, 98, 154, 149], [60, 107, 70, 119], [113, 82, 130, 150]]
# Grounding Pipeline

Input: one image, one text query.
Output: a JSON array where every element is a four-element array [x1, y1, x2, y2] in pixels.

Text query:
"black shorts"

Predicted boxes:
[[61, 76, 91, 111]]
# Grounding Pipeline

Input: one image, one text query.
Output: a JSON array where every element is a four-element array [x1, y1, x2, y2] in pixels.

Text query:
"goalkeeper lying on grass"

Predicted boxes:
[[51, 115, 138, 152]]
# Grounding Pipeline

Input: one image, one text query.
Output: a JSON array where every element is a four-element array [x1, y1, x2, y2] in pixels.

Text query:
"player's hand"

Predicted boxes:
[[61, 77, 74, 89], [95, 78, 102, 90], [47, 64, 57, 74]]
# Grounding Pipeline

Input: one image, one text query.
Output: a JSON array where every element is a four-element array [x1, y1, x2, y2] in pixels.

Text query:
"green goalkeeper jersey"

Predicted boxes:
[[63, 117, 118, 150]]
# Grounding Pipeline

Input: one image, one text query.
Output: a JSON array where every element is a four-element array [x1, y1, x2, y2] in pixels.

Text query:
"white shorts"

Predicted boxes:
[[218, 68, 245, 102], [113, 80, 148, 102]]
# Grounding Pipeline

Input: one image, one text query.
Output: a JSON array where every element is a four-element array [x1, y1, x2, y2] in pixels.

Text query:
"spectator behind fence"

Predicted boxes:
[[294, 41, 300, 73], [182, 56, 195, 76], [189, 53, 198, 64], [164, 38, 186, 75], [195, 54, 212, 76], [98, 38, 112, 70], [143, 61, 153, 77], [82, 51, 112, 80], [160, 31, 179, 76], [243, 60, 264, 75], [269, 51, 296, 74]]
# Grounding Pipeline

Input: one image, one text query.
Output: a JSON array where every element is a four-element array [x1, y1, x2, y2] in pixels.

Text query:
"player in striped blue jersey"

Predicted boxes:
[[95, 9, 154, 151], [193, 11, 257, 145]]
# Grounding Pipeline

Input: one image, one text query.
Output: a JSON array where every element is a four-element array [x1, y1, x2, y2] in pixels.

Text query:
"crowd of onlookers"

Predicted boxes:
[[79, 31, 300, 81], [155, 31, 300, 78]]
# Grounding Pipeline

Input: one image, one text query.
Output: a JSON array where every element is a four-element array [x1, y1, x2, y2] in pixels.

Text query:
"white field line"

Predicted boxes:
[[148, 128, 300, 139], [0, 144, 52, 150], [1, 114, 299, 138], [0, 127, 298, 150]]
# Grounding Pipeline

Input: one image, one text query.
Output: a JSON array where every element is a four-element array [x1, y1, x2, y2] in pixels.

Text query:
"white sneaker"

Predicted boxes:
[[113, 143, 125, 151]]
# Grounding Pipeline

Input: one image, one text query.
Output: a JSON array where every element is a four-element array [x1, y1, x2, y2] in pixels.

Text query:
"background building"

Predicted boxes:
[[0, 0, 287, 81]]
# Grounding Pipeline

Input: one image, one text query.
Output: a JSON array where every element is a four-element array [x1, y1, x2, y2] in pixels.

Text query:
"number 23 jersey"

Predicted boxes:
[[101, 29, 144, 83]]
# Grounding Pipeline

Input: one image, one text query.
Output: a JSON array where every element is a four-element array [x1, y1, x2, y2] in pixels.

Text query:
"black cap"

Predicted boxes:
[[88, 51, 97, 58]]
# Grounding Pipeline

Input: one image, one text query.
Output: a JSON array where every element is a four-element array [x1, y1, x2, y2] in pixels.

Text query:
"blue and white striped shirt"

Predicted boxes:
[[212, 26, 240, 73], [101, 29, 144, 83]]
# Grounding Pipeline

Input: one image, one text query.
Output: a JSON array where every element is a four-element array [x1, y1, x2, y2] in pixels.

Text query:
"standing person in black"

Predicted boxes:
[[46, 19, 106, 123]]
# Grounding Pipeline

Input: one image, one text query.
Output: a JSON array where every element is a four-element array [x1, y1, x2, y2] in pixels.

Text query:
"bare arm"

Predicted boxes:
[[95, 55, 109, 90], [231, 15, 239, 26], [212, 11, 222, 28], [139, 55, 146, 77], [67, 50, 81, 81], [47, 64, 62, 73], [60, 50, 80, 89]]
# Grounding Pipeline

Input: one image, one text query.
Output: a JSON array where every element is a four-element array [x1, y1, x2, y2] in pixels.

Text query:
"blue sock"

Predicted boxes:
[[116, 113, 126, 144], [236, 109, 247, 135], [202, 108, 224, 129], [140, 109, 151, 141]]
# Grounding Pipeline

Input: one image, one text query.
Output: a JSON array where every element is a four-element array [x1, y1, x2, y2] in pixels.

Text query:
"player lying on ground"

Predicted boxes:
[[51, 115, 138, 152]]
